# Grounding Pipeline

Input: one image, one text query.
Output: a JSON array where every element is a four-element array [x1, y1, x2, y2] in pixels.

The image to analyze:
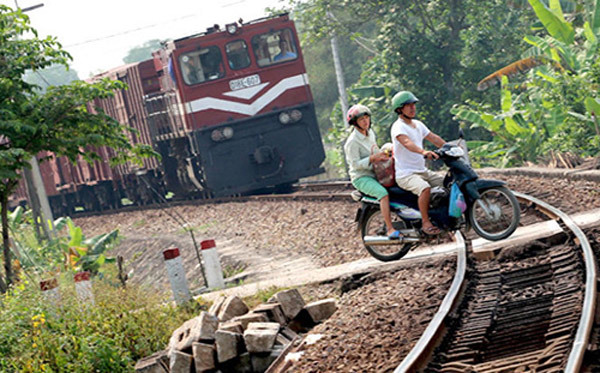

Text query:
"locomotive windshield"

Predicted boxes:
[[251, 28, 298, 67], [226, 40, 251, 70], [179, 46, 224, 85]]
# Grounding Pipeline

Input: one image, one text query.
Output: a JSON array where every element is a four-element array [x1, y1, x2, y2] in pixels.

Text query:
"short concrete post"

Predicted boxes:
[[40, 277, 60, 305], [163, 248, 191, 305], [201, 239, 225, 289], [74, 271, 94, 305]]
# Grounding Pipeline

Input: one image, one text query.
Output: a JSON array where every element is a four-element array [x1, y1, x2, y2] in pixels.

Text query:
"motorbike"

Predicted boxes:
[[353, 137, 521, 262]]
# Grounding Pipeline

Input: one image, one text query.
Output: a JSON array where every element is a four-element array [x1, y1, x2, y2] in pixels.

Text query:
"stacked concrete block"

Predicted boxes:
[[217, 295, 249, 321], [136, 292, 338, 373]]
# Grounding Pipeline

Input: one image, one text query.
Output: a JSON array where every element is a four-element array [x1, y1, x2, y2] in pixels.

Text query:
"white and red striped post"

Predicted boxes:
[[163, 248, 192, 305], [200, 239, 225, 290], [74, 271, 94, 305], [40, 277, 60, 305]]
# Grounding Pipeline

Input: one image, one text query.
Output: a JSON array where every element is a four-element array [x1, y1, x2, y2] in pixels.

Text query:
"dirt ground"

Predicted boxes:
[[71, 169, 600, 371]]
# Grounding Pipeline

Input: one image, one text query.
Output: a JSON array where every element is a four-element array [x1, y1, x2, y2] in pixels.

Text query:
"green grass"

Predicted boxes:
[[0, 269, 204, 372]]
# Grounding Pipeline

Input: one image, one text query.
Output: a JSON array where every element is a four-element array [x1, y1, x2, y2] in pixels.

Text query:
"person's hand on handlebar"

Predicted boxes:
[[422, 150, 439, 160]]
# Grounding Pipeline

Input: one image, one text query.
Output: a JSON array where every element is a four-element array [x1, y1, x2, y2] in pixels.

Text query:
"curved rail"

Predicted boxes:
[[394, 231, 467, 372], [514, 192, 597, 372], [395, 193, 597, 372]]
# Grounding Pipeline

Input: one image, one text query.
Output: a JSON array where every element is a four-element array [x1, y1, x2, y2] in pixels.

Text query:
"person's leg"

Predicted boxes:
[[396, 173, 439, 234], [353, 177, 398, 237]]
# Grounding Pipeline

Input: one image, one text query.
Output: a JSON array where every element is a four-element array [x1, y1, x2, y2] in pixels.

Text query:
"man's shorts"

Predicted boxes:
[[352, 176, 388, 201], [396, 170, 444, 196]]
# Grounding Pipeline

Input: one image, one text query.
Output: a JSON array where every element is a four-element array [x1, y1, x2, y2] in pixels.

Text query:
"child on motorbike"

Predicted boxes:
[[344, 104, 402, 239]]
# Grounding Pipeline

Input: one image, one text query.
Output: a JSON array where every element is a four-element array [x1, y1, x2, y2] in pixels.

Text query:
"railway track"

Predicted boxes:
[[74, 180, 354, 218], [395, 193, 597, 372]]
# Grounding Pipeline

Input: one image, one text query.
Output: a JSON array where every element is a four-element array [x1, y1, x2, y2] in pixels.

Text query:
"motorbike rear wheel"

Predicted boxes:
[[360, 207, 415, 262], [468, 186, 520, 241]]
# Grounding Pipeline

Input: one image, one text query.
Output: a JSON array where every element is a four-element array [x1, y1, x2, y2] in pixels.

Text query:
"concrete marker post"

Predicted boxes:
[[74, 271, 94, 305], [40, 277, 60, 305], [163, 247, 192, 305], [200, 239, 225, 290]]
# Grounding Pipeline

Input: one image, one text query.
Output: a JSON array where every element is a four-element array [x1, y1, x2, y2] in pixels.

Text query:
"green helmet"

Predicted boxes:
[[392, 91, 419, 111]]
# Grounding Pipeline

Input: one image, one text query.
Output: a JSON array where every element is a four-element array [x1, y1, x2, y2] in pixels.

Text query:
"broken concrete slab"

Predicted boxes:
[[134, 349, 169, 373], [192, 342, 215, 372], [219, 320, 244, 334], [215, 330, 243, 363], [253, 302, 287, 325], [270, 289, 305, 319], [169, 311, 219, 352], [217, 295, 249, 321], [304, 298, 337, 323], [232, 312, 268, 330], [169, 350, 193, 373], [244, 322, 280, 353]]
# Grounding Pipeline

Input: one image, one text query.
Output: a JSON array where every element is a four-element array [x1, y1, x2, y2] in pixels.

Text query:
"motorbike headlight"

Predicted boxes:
[[211, 129, 223, 141], [445, 146, 464, 157], [278, 112, 291, 124]]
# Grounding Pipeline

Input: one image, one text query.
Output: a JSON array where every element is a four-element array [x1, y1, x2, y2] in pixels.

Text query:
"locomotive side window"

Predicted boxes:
[[251, 28, 298, 67], [226, 40, 251, 70], [179, 46, 224, 85]]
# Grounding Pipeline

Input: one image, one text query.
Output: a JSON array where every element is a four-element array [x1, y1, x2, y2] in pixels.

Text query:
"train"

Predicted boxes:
[[9, 14, 326, 217]]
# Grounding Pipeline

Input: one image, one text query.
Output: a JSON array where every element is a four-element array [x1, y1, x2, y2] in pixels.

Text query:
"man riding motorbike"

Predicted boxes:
[[390, 91, 446, 236]]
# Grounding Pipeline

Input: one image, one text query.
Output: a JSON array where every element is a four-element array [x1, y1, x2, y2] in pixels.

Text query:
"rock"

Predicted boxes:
[[218, 296, 249, 321], [192, 342, 215, 372], [232, 312, 268, 330], [253, 302, 287, 325], [215, 330, 243, 363], [134, 349, 169, 373], [270, 289, 305, 319], [169, 311, 219, 352], [244, 322, 280, 353], [169, 350, 193, 373], [304, 298, 338, 323]]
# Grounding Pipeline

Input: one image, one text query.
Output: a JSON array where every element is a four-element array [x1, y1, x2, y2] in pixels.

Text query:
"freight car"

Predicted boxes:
[[10, 13, 326, 217]]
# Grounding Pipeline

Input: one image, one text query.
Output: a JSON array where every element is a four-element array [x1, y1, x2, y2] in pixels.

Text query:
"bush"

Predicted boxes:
[[0, 271, 203, 372]]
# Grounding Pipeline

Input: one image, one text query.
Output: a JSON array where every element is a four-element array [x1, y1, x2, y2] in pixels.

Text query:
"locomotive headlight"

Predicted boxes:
[[290, 109, 302, 122], [222, 126, 234, 139], [226, 23, 238, 35], [211, 129, 223, 141], [278, 112, 291, 124]]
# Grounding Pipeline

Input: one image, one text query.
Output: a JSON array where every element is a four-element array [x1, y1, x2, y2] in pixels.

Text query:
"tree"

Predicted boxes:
[[452, 0, 600, 166], [0, 6, 155, 291], [123, 39, 162, 64], [294, 0, 535, 169]]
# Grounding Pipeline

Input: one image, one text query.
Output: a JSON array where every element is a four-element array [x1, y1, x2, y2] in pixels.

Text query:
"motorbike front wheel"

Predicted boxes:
[[468, 186, 520, 241], [360, 207, 415, 262]]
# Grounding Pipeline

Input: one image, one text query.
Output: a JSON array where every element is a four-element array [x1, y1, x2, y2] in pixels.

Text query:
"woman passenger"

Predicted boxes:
[[344, 104, 401, 239]]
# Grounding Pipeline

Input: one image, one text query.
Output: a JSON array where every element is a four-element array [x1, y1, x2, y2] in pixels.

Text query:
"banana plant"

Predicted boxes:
[[452, 76, 546, 166]]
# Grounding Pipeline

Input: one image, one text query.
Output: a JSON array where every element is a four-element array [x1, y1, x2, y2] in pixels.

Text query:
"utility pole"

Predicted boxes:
[[328, 11, 350, 176], [14, 1, 54, 239]]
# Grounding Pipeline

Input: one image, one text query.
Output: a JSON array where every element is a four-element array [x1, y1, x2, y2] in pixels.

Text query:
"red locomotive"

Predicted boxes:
[[9, 14, 325, 216]]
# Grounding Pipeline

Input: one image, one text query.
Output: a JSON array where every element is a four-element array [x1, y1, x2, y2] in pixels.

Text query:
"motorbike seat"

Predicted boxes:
[[387, 186, 416, 199]]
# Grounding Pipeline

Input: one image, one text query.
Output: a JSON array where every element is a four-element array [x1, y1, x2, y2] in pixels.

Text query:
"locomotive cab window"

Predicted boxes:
[[226, 40, 251, 70], [179, 46, 224, 85], [251, 29, 298, 67]]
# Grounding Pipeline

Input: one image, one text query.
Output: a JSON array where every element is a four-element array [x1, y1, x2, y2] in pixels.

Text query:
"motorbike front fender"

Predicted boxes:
[[463, 179, 506, 201]]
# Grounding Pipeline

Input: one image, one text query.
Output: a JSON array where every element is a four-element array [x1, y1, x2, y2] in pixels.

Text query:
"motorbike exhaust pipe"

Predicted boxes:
[[363, 235, 421, 245]]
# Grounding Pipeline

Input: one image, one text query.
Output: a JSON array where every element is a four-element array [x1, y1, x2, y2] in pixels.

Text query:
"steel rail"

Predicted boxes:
[[515, 192, 597, 372], [394, 231, 467, 373], [395, 193, 596, 372]]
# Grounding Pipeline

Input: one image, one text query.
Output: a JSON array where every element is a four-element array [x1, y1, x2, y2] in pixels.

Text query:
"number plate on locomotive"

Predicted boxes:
[[229, 74, 261, 91]]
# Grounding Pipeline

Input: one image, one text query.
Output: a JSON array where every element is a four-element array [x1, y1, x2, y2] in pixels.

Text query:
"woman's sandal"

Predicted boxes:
[[423, 225, 441, 236], [388, 230, 403, 239]]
